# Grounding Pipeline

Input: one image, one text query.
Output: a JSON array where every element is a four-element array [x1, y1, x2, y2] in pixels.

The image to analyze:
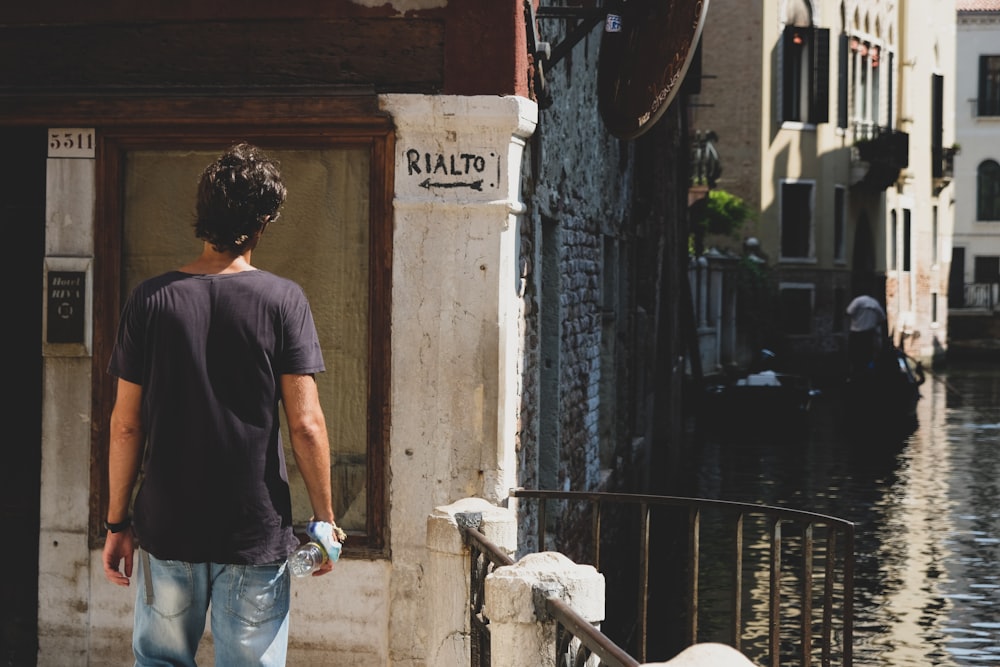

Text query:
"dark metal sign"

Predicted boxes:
[[46, 270, 86, 344], [598, 0, 710, 139]]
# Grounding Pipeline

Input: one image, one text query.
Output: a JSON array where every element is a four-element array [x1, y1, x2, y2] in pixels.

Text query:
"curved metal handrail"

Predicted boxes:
[[511, 488, 856, 667]]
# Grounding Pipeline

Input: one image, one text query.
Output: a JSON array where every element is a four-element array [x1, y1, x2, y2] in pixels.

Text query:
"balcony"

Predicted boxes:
[[933, 144, 959, 193], [851, 128, 909, 191]]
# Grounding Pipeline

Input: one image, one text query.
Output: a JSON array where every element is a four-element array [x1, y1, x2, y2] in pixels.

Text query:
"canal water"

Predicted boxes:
[[693, 361, 1000, 666]]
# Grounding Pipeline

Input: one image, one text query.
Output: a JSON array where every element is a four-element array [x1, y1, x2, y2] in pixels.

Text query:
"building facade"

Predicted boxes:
[[691, 0, 956, 373], [952, 0, 1000, 311], [2, 2, 698, 664]]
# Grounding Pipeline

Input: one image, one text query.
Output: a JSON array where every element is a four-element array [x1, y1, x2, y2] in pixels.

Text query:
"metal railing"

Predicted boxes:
[[962, 282, 999, 311], [464, 523, 513, 667], [463, 520, 639, 667], [513, 489, 856, 667]]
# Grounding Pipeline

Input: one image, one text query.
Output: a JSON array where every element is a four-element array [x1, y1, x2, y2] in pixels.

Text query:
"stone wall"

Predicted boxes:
[[516, 14, 637, 555]]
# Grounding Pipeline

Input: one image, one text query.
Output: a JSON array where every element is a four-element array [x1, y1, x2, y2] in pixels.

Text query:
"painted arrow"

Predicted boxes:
[[419, 178, 484, 191]]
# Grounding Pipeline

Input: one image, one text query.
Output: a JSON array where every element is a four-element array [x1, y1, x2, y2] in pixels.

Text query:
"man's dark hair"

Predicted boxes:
[[195, 143, 287, 254]]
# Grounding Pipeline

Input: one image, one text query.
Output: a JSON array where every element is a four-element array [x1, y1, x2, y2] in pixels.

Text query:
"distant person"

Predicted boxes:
[[102, 142, 339, 667], [846, 294, 888, 377]]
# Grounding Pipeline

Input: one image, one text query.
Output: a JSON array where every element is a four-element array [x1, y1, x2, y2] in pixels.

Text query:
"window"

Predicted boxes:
[[903, 208, 912, 272], [780, 180, 815, 259], [779, 283, 814, 335], [850, 37, 881, 138], [780, 25, 830, 125], [979, 55, 1000, 117], [973, 257, 999, 310], [834, 185, 846, 262], [93, 127, 393, 555], [932, 206, 938, 265], [977, 160, 1000, 221]]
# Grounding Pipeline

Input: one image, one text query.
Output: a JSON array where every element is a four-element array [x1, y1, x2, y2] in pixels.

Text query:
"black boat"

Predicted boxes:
[[843, 295, 925, 440], [843, 342, 925, 439], [701, 350, 820, 438]]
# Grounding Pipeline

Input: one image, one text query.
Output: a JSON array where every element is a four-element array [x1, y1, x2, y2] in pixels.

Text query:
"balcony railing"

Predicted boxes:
[[961, 282, 999, 310], [932, 145, 958, 192], [852, 127, 909, 191]]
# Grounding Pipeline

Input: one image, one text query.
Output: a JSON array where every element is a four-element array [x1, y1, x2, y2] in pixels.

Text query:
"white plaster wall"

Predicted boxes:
[[954, 11, 1000, 283], [380, 94, 537, 666], [888, 0, 956, 361], [38, 156, 95, 667], [37, 95, 538, 666]]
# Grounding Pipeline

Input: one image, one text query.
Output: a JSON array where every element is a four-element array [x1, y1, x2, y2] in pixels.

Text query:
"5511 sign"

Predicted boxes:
[[48, 128, 96, 159]]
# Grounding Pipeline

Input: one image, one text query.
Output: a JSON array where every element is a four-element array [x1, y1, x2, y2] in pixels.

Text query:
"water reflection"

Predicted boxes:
[[695, 362, 1000, 666]]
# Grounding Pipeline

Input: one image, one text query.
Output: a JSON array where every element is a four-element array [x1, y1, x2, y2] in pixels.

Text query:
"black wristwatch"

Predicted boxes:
[[105, 517, 132, 534]]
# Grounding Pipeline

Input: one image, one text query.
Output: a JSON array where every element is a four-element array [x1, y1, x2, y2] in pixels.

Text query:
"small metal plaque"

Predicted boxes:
[[46, 270, 86, 344]]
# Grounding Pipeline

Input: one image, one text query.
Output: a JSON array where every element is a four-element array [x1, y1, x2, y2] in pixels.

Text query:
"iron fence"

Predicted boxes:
[[962, 282, 998, 310], [512, 489, 856, 667]]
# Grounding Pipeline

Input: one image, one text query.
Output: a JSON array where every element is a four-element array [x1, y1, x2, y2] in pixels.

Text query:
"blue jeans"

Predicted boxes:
[[133, 551, 290, 667]]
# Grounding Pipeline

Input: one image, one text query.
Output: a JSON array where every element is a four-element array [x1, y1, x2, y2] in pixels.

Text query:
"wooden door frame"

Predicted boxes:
[[87, 100, 393, 558]]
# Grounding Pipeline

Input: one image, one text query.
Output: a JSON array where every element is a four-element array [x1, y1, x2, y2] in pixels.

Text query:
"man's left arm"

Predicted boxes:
[[281, 373, 336, 575]]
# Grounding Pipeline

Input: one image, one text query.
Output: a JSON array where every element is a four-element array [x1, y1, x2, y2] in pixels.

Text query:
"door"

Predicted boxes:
[[91, 129, 393, 556], [949, 247, 966, 308]]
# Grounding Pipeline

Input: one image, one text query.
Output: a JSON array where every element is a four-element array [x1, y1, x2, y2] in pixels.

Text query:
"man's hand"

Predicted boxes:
[[103, 530, 136, 587], [312, 559, 334, 576], [305, 520, 343, 577]]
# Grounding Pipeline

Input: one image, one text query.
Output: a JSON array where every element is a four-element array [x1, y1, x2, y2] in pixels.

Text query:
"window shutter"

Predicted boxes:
[[838, 33, 849, 129], [778, 26, 790, 123], [932, 73, 944, 178], [979, 55, 989, 117], [887, 51, 895, 130], [812, 27, 830, 124], [837, 32, 851, 129]]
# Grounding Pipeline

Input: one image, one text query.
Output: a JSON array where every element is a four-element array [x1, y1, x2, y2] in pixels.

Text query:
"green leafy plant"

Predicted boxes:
[[698, 189, 754, 236], [689, 188, 756, 255]]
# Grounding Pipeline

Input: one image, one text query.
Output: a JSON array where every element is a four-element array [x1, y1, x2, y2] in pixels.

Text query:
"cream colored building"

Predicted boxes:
[[692, 0, 956, 369], [952, 0, 1000, 308]]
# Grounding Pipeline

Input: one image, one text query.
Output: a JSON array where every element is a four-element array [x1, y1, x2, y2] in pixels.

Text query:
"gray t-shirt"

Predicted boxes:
[[108, 269, 325, 564]]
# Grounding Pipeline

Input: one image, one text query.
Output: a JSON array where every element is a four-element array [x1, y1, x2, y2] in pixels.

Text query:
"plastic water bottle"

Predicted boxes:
[[289, 541, 327, 577], [288, 520, 344, 577]]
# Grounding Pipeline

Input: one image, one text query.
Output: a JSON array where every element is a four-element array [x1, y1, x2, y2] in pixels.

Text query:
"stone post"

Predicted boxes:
[[426, 498, 517, 667], [483, 552, 605, 667]]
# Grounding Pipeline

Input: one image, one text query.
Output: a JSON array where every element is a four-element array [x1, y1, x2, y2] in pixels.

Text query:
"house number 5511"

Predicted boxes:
[[48, 128, 96, 158]]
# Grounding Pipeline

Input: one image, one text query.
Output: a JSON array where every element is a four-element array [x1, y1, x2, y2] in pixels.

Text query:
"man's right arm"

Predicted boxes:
[[103, 378, 144, 586]]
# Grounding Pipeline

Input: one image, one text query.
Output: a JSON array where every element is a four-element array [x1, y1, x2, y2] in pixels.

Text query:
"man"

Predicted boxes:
[[846, 294, 888, 377], [102, 143, 338, 667]]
